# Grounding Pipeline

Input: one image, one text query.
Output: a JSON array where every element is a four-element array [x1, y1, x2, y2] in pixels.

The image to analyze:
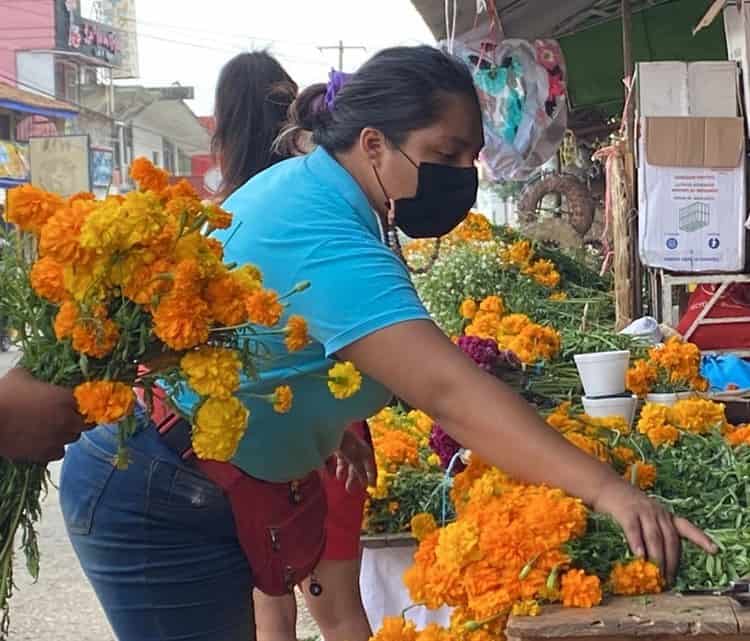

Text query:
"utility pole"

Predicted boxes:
[[318, 40, 366, 71]]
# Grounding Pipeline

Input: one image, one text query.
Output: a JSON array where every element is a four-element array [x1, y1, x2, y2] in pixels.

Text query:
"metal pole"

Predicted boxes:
[[338, 40, 344, 72]]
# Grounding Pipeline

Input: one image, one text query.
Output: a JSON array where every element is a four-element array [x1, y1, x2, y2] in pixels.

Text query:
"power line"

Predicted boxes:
[[317, 40, 366, 72]]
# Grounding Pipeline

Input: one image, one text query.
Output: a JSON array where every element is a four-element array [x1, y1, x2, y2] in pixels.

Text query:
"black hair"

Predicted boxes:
[[212, 51, 298, 199], [284, 45, 479, 153]]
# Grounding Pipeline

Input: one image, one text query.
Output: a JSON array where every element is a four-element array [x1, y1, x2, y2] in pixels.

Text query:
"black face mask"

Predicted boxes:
[[376, 150, 479, 239]]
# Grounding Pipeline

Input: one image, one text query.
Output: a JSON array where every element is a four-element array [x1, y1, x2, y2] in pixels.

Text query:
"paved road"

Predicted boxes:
[[0, 350, 319, 640]]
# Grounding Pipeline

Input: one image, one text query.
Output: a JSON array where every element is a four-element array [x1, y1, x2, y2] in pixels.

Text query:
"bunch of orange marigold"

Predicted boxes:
[[626, 337, 708, 397], [461, 295, 561, 364], [499, 239, 562, 290]]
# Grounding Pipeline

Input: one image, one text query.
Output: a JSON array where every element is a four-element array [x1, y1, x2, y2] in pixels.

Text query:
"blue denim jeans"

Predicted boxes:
[[59, 410, 253, 641]]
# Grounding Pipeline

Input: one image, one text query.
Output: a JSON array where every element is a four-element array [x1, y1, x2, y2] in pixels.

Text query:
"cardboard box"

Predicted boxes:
[[638, 61, 739, 117], [724, 5, 750, 131], [638, 117, 748, 273]]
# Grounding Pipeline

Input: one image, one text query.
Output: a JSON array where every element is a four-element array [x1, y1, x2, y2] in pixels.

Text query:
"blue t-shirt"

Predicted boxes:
[[170, 147, 431, 482]]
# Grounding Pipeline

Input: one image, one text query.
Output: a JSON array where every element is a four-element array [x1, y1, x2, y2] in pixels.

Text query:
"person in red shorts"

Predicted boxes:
[[254, 420, 374, 641]]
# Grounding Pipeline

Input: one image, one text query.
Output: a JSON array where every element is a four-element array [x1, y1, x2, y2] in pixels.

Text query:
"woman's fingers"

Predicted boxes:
[[639, 511, 666, 579], [657, 512, 681, 584], [674, 516, 718, 554]]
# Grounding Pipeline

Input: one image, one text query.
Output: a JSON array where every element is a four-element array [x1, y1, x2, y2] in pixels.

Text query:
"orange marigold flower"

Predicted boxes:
[[460, 298, 478, 320], [68, 192, 96, 205], [54, 299, 79, 339], [371, 617, 418, 641], [626, 359, 658, 397], [165, 195, 203, 224], [549, 291, 568, 302], [122, 257, 174, 307], [130, 157, 169, 193], [727, 424, 750, 447], [373, 430, 420, 469], [624, 462, 657, 490], [561, 569, 602, 608], [39, 198, 96, 264], [609, 559, 664, 596], [272, 385, 293, 414], [152, 293, 211, 350], [246, 289, 283, 327], [6, 184, 64, 234], [204, 202, 233, 229], [72, 315, 120, 359], [205, 271, 247, 326], [501, 239, 534, 267], [74, 380, 135, 424], [565, 432, 610, 463], [411, 513, 438, 541], [479, 295, 505, 315], [30, 256, 67, 303], [646, 423, 681, 448], [523, 258, 561, 289], [284, 315, 310, 352], [165, 178, 199, 201], [172, 258, 205, 296], [611, 446, 637, 465]]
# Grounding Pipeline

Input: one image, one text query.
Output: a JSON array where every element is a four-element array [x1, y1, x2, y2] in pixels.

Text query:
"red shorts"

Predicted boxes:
[[320, 421, 372, 561]]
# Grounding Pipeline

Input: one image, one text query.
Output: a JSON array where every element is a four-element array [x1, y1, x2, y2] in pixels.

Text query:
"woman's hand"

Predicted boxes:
[[0, 367, 91, 462], [334, 428, 376, 493], [593, 477, 717, 584]]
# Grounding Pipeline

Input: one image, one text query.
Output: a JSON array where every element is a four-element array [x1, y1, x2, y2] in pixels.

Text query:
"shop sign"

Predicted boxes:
[[55, 0, 123, 67]]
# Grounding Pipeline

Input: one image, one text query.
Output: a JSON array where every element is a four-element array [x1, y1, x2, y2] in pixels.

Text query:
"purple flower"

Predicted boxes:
[[429, 423, 466, 474], [457, 336, 500, 371]]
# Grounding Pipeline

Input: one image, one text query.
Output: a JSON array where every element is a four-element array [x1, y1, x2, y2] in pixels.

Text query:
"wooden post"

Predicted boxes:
[[621, 0, 642, 321]]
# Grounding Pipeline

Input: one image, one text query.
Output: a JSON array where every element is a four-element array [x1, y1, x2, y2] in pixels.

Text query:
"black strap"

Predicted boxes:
[[155, 414, 195, 461]]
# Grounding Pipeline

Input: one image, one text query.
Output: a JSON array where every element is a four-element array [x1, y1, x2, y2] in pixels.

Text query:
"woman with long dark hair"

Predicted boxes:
[[59, 45, 715, 641]]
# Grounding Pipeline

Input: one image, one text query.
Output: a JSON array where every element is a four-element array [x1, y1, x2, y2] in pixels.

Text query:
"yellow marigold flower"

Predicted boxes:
[[479, 295, 505, 315], [173, 231, 223, 279], [437, 520, 481, 569], [501, 239, 534, 267], [408, 409, 434, 436], [523, 258, 561, 289], [74, 380, 135, 424], [411, 513, 438, 541], [609, 559, 664, 596], [327, 361, 362, 400], [54, 300, 79, 339], [232, 264, 263, 292], [512, 599, 542, 617], [611, 446, 637, 465], [371, 617, 418, 641], [460, 298, 478, 320], [727, 424, 750, 447], [192, 396, 249, 461], [561, 569, 602, 608], [6, 184, 64, 235], [72, 314, 120, 359], [205, 271, 247, 327], [152, 293, 210, 351], [626, 359, 658, 397], [180, 347, 241, 399], [203, 202, 233, 229], [246, 289, 283, 327], [284, 315, 310, 352], [39, 198, 96, 264], [271, 385, 293, 414], [130, 156, 169, 193], [30, 256, 67, 304], [63, 257, 109, 303], [368, 469, 392, 500], [549, 291, 568, 301], [647, 424, 681, 448], [669, 399, 726, 434], [637, 403, 671, 435], [624, 462, 656, 490]]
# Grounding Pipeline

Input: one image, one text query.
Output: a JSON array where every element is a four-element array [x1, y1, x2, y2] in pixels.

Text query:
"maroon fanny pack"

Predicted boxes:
[[136, 387, 327, 596]]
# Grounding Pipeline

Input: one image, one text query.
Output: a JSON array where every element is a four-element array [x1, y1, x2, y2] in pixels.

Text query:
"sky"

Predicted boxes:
[[86, 0, 436, 116]]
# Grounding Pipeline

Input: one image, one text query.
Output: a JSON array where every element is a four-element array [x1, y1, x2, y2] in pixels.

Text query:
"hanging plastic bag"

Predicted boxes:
[[452, 38, 568, 181]]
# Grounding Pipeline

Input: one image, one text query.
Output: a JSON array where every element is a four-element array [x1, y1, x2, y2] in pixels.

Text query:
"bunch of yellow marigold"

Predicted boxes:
[[499, 239, 562, 290], [636, 398, 728, 448], [5, 157, 362, 466], [461, 295, 561, 364], [626, 337, 708, 397]]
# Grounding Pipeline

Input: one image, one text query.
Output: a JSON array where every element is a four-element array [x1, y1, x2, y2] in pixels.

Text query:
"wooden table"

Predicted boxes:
[[507, 594, 750, 641]]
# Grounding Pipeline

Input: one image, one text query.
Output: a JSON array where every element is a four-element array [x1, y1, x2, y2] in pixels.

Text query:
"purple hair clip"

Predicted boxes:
[[324, 69, 352, 111]]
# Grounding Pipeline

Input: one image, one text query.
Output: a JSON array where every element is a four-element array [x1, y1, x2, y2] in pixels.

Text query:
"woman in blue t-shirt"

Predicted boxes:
[[59, 46, 715, 641]]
